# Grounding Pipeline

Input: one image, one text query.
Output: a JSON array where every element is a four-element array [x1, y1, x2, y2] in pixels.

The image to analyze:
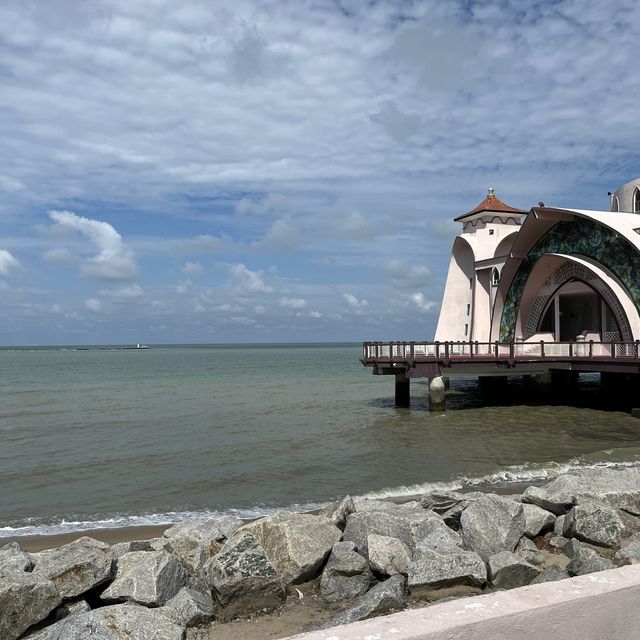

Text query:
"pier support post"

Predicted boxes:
[[551, 369, 578, 397], [428, 376, 446, 412], [395, 372, 410, 408], [479, 376, 508, 398]]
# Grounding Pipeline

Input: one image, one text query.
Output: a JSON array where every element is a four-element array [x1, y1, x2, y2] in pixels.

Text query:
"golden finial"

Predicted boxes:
[[488, 186, 495, 198]]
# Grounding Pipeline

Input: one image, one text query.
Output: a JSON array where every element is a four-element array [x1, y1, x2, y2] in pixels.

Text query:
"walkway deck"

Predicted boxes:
[[361, 340, 640, 377]]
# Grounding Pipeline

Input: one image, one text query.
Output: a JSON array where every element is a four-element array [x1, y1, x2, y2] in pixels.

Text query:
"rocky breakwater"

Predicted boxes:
[[4, 468, 640, 639]]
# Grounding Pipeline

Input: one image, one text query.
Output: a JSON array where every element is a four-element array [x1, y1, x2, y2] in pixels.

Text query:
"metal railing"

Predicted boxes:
[[362, 340, 640, 361]]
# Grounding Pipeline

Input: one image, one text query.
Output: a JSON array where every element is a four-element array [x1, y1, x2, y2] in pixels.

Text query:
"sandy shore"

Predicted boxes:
[[0, 524, 171, 552]]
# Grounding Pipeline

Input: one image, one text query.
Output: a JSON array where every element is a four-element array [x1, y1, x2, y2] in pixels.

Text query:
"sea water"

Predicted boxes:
[[2, 343, 640, 537]]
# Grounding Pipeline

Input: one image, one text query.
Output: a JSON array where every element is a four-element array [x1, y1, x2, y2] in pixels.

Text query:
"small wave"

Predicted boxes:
[[357, 455, 640, 500], [0, 502, 326, 538]]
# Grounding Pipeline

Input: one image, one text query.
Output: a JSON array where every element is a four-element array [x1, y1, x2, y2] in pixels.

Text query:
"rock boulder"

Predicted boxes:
[[33, 537, 114, 599], [241, 511, 341, 584], [488, 551, 540, 589], [204, 530, 284, 620], [563, 501, 623, 548], [459, 494, 525, 560], [320, 541, 372, 603], [0, 570, 61, 640], [101, 550, 190, 606]]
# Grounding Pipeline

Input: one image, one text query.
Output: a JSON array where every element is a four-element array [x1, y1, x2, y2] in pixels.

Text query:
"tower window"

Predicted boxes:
[[489, 229, 495, 235], [466, 304, 470, 316], [491, 267, 500, 286], [634, 188, 640, 213], [464, 323, 469, 336]]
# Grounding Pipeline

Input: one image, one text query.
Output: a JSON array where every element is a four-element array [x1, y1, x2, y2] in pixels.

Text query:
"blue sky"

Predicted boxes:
[[1, 0, 639, 345]]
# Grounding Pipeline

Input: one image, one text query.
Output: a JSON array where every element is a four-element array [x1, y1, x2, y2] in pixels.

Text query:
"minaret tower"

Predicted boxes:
[[434, 188, 526, 342]]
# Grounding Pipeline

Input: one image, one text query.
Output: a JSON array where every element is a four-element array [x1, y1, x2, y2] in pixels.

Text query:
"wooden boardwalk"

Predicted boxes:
[[361, 340, 640, 377]]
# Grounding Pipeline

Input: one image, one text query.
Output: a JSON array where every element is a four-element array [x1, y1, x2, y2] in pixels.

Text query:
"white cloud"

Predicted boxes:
[[99, 284, 144, 300], [257, 217, 298, 251], [85, 298, 102, 312], [308, 310, 322, 318], [410, 292, 436, 313], [382, 260, 432, 287], [279, 297, 306, 309], [0, 249, 19, 276], [229, 263, 274, 293], [342, 293, 368, 310], [48, 210, 136, 281], [43, 247, 76, 266], [182, 261, 203, 275]]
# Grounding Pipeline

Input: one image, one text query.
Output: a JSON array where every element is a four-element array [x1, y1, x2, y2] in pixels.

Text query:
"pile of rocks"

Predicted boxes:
[[3, 467, 640, 640]]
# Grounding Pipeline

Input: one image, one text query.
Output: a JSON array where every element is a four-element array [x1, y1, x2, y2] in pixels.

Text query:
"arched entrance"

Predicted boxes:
[[537, 280, 621, 341], [511, 254, 636, 342]]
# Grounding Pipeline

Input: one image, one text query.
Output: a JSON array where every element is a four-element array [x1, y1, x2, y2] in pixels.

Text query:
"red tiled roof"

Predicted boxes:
[[454, 189, 526, 221]]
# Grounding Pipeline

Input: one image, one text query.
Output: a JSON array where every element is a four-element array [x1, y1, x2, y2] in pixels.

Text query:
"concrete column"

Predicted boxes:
[[428, 376, 446, 412], [395, 372, 410, 408]]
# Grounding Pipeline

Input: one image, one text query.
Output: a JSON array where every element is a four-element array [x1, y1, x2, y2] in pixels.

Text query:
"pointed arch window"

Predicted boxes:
[[491, 267, 500, 286], [634, 188, 640, 213]]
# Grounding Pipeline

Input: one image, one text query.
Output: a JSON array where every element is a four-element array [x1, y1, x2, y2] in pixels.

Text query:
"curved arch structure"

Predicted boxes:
[[492, 207, 640, 342]]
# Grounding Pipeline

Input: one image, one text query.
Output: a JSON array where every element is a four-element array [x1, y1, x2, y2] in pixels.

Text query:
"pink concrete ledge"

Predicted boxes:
[[289, 565, 640, 640]]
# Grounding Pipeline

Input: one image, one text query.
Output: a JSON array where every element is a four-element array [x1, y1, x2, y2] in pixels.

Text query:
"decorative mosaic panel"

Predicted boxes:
[[499, 218, 640, 341]]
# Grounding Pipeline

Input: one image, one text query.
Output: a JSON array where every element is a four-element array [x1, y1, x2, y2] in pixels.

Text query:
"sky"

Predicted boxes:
[[1, 0, 639, 345]]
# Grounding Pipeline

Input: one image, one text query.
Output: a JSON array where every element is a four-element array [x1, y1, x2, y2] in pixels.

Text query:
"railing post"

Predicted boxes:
[[444, 342, 450, 360], [469, 340, 473, 358], [509, 341, 514, 359], [540, 341, 545, 358], [636, 340, 639, 360], [589, 341, 593, 358], [494, 341, 499, 358], [410, 342, 415, 359], [435, 341, 440, 359], [611, 341, 616, 359], [569, 342, 573, 358]]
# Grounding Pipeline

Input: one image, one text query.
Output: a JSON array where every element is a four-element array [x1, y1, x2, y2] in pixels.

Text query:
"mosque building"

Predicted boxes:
[[435, 178, 640, 348]]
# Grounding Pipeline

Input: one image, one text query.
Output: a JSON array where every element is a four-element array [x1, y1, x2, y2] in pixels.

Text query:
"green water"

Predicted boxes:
[[2, 343, 640, 536]]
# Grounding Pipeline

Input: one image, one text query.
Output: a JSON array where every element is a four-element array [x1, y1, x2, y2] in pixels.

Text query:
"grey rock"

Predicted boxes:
[[367, 534, 411, 577], [565, 539, 614, 576], [563, 501, 623, 548], [162, 586, 214, 627], [515, 538, 545, 566], [0, 542, 34, 573], [0, 570, 61, 640], [343, 505, 443, 557], [320, 541, 372, 603], [321, 575, 406, 629], [459, 494, 526, 560], [162, 515, 242, 575], [420, 491, 470, 527], [515, 536, 538, 553], [318, 496, 356, 530], [548, 535, 569, 551], [204, 530, 284, 620], [112, 540, 153, 559], [33, 537, 114, 599], [408, 550, 487, 591], [613, 540, 640, 566], [241, 511, 341, 584], [25, 603, 184, 640], [414, 521, 464, 556], [530, 566, 570, 584], [522, 468, 640, 516], [554, 515, 566, 535], [522, 504, 555, 538], [488, 551, 540, 589], [101, 550, 190, 606], [51, 598, 91, 621]]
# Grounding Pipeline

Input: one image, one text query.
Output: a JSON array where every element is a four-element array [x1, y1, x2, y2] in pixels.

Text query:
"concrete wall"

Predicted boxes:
[[289, 565, 640, 640]]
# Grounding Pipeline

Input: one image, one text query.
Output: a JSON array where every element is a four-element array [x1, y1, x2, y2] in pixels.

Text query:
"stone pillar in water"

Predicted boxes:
[[395, 372, 410, 408], [428, 376, 446, 412]]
